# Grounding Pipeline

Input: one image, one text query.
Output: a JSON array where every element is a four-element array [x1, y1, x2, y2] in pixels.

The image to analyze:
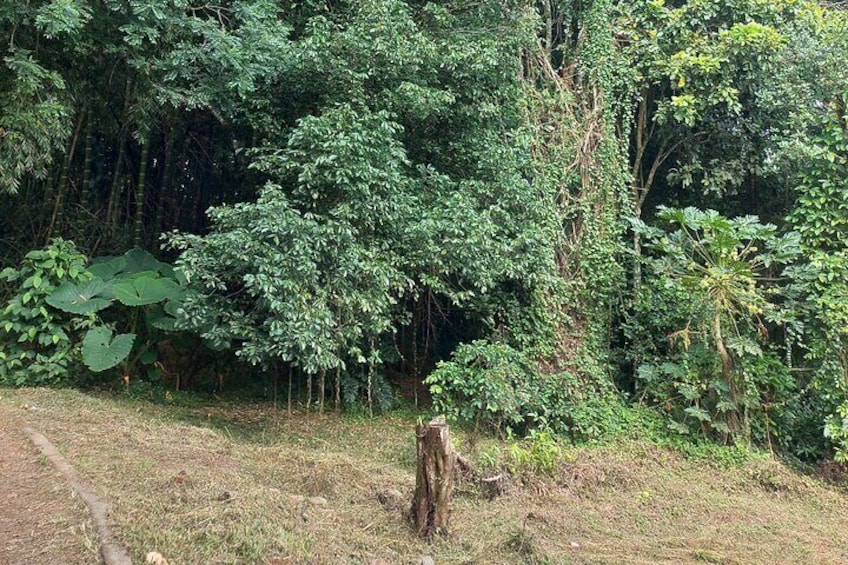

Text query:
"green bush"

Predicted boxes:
[[426, 340, 538, 431], [0, 242, 185, 387], [0, 239, 91, 385], [480, 429, 569, 478], [426, 339, 639, 440], [824, 400, 848, 463]]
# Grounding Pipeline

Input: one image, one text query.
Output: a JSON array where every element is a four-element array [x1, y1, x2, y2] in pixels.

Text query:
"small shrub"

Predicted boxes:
[[0, 239, 92, 385], [427, 339, 658, 442], [426, 340, 537, 431], [480, 429, 570, 479], [824, 400, 848, 463]]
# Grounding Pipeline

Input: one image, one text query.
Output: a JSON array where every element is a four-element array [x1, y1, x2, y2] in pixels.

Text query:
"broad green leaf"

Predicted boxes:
[[145, 303, 179, 332], [684, 406, 712, 422], [113, 276, 180, 306], [139, 347, 157, 364], [88, 257, 126, 280], [45, 279, 112, 314], [123, 248, 171, 276], [81, 326, 135, 372]]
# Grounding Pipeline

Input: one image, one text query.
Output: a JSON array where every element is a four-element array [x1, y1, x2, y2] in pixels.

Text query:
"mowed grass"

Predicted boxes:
[[3, 387, 848, 564]]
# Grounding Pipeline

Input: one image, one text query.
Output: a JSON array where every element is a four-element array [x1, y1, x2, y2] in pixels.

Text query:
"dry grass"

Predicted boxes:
[[3, 387, 848, 564]]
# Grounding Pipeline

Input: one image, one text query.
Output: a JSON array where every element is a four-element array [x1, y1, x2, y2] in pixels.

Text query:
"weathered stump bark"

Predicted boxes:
[[411, 421, 455, 538]]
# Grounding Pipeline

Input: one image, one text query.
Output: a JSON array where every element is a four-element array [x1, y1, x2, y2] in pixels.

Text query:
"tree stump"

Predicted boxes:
[[411, 421, 455, 538]]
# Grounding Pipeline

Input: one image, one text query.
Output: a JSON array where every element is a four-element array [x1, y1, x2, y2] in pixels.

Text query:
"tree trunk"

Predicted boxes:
[[273, 362, 279, 411], [80, 124, 94, 209], [133, 141, 149, 247], [335, 366, 341, 413], [46, 113, 84, 241], [411, 421, 455, 539], [318, 368, 325, 414], [287, 365, 293, 415], [714, 312, 743, 440], [367, 343, 375, 418], [306, 372, 312, 412]]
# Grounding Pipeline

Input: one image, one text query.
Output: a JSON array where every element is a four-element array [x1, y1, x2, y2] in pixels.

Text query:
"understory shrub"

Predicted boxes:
[[426, 339, 638, 440], [0, 239, 90, 385], [0, 241, 185, 387]]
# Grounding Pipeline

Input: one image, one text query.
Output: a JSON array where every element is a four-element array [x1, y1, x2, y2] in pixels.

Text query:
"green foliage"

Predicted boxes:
[[480, 429, 567, 478], [427, 339, 637, 441], [824, 400, 848, 463], [46, 279, 112, 314], [3, 0, 848, 467], [81, 326, 135, 372], [566, 394, 652, 443], [46, 248, 184, 376], [1, 243, 184, 385], [615, 0, 804, 196], [785, 93, 848, 460], [168, 1, 565, 408], [789, 109, 848, 252], [631, 207, 799, 442], [112, 275, 179, 307], [35, 0, 92, 38], [787, 108, 848, 345], [0, 49, 71, 193], [426, 340, 537, 431], [341, 368, 396, 415], [0, 239, 90, 385], [169, 182, 404, 375]]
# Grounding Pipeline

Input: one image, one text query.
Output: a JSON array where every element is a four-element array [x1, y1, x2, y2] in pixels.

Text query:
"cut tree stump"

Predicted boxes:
[[411, 421, 455, 538]]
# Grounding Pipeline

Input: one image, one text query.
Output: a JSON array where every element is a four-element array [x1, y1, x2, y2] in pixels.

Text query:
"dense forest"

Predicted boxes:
[[2, 0, 848, 462]]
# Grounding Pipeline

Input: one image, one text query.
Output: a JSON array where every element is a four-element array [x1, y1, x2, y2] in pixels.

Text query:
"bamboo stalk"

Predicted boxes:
[[46, 112, 84, 242], [133, 141, 149, 247], [154, 126, 174, 236], [107, 79, 132, 232], [80, 123, 94, 208]]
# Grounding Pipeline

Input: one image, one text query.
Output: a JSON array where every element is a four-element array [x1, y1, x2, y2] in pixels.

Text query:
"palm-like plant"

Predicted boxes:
[[634, 206, 799, 440]]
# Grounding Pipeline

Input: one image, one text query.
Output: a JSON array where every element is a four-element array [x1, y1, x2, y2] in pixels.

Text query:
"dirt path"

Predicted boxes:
[[0, 404, 98, 565]]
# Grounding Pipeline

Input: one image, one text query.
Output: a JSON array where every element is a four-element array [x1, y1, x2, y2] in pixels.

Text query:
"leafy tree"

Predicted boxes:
[[0, 0, 294, 255], [167, 1, 566, 408], [612, 0, 810, 319]]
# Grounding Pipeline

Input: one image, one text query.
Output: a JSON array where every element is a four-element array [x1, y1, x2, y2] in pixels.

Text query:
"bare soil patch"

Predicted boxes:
[[0, 403, 97, 565]]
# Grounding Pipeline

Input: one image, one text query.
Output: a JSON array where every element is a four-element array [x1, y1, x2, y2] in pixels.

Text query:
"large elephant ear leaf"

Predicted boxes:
[[88, 256, 127, 280], [82, 326, 136, 372], [123, 248, 172, 277], [46, 279, 112, 314], [145, 304, 179, 331], [114, 275, 180, 306]]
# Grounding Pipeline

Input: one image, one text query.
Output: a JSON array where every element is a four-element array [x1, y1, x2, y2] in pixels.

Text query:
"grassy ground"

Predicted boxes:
[[2, 386, 848, 564]]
